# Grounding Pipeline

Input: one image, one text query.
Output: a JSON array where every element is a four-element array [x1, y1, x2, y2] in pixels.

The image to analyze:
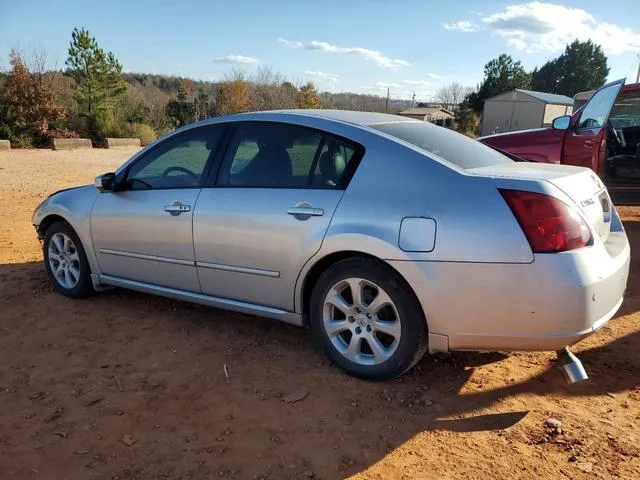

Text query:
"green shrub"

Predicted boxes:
[[128, 123, 157, 146]]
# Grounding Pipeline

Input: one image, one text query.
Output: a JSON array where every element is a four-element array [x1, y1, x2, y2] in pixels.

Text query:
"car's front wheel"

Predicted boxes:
[[43, 221, 94, 298], [310, 257, 427, 380]]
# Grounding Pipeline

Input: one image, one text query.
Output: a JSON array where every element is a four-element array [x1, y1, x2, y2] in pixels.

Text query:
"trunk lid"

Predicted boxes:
[[468, 163, 611, 243]]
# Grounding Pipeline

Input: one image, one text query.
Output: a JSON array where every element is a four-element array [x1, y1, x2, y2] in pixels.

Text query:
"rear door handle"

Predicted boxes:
[[164, 201, 191, 215], [287, 206, 324, 217], [584, 140, 594, 148]]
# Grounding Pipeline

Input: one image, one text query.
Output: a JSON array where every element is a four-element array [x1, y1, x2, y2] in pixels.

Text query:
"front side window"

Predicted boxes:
[[218, 122, 358, 188], [577, 82, 622, 129], [126, 125, 225, 190]]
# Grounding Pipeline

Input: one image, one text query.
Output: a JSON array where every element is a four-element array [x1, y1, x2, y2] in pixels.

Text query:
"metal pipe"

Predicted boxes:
[[556, 346, 588, 384]]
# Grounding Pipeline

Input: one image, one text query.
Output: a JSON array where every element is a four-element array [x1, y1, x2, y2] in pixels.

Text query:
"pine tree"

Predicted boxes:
[[66, 27, 127, 137], [461, 54, 531, 112], [166, 86, 196, 126]]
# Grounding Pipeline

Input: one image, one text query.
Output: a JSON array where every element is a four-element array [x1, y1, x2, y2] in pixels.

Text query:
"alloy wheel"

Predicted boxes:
[[322, 277, 401, 365], [48, 232, 81, 289]]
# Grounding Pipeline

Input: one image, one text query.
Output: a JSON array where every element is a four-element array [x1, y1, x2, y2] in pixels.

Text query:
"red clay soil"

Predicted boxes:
[[1, 149, 639, 479]]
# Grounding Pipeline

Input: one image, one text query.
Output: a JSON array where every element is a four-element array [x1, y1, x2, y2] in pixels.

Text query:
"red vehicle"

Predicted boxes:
[[479, 80, 640, 200]]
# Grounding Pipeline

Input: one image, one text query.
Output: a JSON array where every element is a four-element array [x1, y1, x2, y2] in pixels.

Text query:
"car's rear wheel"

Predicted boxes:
[[310, 257, 427, 380], [43, 222, 94, 298]]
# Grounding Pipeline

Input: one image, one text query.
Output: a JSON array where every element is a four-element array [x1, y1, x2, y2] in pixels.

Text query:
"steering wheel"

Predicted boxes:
[[607, 120, 623, 148], [162, 166, 199, 180]]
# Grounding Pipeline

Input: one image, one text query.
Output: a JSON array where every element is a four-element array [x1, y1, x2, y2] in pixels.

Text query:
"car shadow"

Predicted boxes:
[[1, 258, 639, 479]]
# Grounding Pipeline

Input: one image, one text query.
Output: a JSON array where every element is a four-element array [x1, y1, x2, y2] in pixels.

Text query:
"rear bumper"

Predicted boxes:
[[388, 231, 630, 352]]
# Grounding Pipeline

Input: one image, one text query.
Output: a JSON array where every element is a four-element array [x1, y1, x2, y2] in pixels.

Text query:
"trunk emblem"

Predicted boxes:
[[580, 198, 595, 207]]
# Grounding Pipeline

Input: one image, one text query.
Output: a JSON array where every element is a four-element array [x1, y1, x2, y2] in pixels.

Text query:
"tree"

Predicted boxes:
[[435, 82, 473, 109], [530, 61, 558, 94], [166, 86, 196, 127], [279, 81, 299, 109], [193, 87, 212, 121], [455, 108, 482, 138], [296, 82, 321, 109], [66, 27, 127, 139], [217, 78, 252, 115], [462, 54, 531, 112], [0, 50, 67, 146], [531, 40, 609, 96], [251, 66, 286, 110]]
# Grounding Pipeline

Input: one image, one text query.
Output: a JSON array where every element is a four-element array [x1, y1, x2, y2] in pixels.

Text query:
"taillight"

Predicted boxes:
[[499, 189, 592, 253]]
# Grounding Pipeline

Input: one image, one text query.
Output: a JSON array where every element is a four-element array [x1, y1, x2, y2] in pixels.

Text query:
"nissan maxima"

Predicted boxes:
[[32, 110, 630, 380]]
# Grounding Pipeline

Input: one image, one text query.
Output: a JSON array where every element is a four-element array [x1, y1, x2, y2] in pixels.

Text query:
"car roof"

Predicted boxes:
[[214, 109, 419, 128]]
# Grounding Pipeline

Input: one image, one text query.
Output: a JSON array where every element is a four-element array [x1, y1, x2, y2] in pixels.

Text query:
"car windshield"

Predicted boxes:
[[372, 121, 513, 169]]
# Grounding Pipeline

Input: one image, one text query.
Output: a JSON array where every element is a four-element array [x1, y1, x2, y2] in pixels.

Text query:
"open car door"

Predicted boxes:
[[562, 79, 625, 175]]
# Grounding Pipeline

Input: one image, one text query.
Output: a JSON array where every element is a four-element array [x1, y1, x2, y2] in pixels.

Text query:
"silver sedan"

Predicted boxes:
[[32, 110, 630, 380]]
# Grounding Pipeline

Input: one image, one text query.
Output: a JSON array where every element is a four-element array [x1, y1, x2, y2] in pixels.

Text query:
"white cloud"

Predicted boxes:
[[426, 73, 442, 79], [443, 21, 479, 33], [278, 37, 410, 68], [404, 79, 431, 86], [444, 2, 640, 55], [305, 70, 340, 83], [375, 81, 401, 88], [213, 55, 260, 65], [278, 38, 304, 49]]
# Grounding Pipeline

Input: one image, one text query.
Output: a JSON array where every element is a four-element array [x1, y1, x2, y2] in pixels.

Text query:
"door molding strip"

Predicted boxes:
[[99, 249, 280, 277], [196, 261, 280, 278], [99, 248, 194, 266]]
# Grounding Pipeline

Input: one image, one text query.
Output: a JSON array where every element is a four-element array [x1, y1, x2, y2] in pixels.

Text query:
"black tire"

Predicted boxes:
[[43, 221, 94, 298], [310, 257, 427, 380]]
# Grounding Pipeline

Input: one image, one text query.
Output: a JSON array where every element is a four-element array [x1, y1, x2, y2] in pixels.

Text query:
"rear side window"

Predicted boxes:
[[372, 122, 513, 169], [218, 122, 360, 188]]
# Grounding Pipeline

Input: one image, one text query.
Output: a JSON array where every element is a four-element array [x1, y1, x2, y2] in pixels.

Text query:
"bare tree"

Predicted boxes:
[[434, 82, 472, 109], [251, 66, 285, 110], [250, 66, 301, 110], [224, 69, 248, 83], [7, 45, 53, 82]]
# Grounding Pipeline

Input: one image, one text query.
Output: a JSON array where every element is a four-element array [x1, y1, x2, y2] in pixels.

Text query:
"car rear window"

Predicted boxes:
[[371, 122, 513, 169]]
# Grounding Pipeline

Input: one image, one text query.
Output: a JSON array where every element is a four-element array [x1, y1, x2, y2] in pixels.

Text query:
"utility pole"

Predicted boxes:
[[385, 87, 390, 113], [411, 91, 416, 108], [636, 53, 639, 84]]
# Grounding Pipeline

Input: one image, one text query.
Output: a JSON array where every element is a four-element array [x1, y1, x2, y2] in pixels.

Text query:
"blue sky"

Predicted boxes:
[[1, 0, 639, 101]]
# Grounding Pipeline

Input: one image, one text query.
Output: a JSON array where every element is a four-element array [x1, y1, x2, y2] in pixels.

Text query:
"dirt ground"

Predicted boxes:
[[0, 148, 639, 480]]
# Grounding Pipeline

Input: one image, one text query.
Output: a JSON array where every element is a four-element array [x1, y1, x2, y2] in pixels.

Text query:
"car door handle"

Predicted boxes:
[[164, 201, 191, 215], [584, 140, 594, 148], [287, 206, 324, 217]]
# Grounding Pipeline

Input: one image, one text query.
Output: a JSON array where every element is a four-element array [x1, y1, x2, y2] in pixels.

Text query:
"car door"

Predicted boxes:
[[193, 121, 362, 311], [563, 79, 625, 174], [91, 124, 226, 291]]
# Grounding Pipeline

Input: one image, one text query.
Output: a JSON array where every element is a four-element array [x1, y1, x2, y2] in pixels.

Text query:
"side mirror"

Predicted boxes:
[[95, 172, 117, 192], [552, 115, 571, 131]]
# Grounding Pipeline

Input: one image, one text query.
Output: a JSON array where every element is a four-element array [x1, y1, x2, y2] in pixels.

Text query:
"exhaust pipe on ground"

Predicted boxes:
[[556, 347, 588, 384]]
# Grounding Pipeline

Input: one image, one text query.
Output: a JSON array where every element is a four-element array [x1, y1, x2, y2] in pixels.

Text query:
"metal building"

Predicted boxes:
[[397, 107, 455, 128], [481, 89, 574, 136], [573, 89, 595, 111]]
